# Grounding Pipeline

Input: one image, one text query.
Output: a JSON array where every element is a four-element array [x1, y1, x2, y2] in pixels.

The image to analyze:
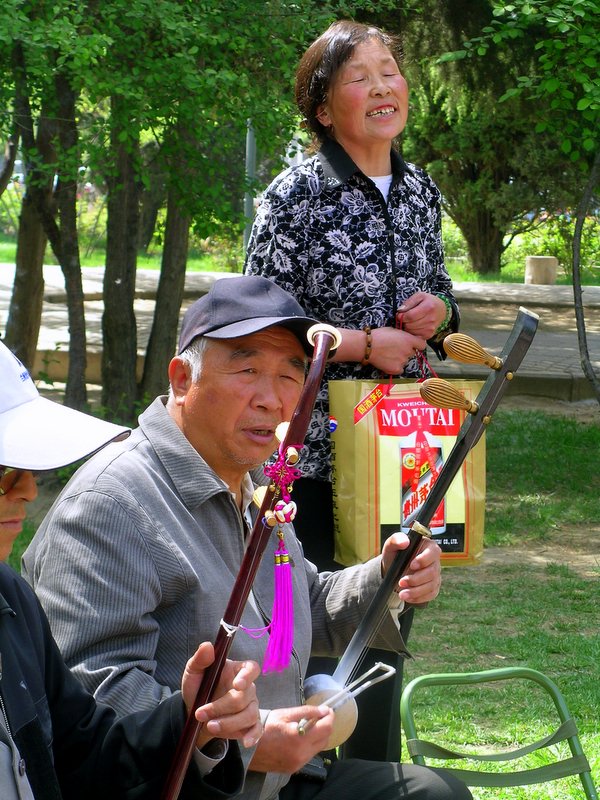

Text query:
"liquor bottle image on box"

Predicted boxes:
[[400, 429, 445, 535]]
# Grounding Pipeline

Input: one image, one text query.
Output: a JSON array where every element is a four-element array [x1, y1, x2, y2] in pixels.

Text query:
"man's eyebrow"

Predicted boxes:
[[228, 348, 306, 372], [228, 347, 258, 361], [290, 356, 307, 373]]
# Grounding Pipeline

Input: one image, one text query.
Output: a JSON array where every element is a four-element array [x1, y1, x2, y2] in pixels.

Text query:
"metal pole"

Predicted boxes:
[[243, 119, 256, 252]]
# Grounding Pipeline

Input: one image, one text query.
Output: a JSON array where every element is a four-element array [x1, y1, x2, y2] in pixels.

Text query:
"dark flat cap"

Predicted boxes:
[[178, 276, 320, 356]]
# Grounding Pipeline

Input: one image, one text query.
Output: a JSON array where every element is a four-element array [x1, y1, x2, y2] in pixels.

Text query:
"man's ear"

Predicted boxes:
[[168, 357, 191, 401]]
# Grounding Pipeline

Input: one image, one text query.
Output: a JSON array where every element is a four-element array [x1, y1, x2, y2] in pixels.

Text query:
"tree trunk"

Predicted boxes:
[[101, 98, 139, 419], [4, 195, 47, 368], [137, 142, 166, 253], [572, 149, 600, 405], [55, 71, 87, 410], [139, 186, 190, 401], [3, 60, 57, 369], [460, 210, 505, 275]]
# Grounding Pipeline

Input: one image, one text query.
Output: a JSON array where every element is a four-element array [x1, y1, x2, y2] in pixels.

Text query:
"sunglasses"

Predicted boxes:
[[0, 467, 41, 496]]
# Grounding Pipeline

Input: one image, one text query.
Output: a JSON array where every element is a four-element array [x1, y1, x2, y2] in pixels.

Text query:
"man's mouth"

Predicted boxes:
[[367, 106, 395, 118], [246, 424, 276, 440]]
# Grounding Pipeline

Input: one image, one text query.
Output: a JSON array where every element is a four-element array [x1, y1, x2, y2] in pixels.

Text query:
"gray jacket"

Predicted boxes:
[[23, 398, 404, 800]]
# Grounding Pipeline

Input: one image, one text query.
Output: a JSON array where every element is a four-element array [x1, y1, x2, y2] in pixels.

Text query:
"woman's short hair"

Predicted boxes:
[[295, 20, 403, 145]]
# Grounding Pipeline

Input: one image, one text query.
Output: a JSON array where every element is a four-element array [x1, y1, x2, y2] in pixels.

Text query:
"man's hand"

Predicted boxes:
[[381, 532, 442, 605], [182, 642, 262, 750], [248, 705, 334, 774]]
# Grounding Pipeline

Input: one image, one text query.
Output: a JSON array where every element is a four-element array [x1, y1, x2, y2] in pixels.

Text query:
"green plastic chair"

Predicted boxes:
[[400, 667, 597, 799]]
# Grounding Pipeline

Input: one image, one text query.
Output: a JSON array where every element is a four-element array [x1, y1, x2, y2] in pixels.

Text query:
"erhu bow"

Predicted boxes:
[[301, 307, 539, 749], [161, 322, 341, 800]]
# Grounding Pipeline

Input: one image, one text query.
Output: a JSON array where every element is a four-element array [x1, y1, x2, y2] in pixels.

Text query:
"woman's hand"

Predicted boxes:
[[369, 327, 426, 373], [332, 326, 426, 373], [397, 292, 448, 339]]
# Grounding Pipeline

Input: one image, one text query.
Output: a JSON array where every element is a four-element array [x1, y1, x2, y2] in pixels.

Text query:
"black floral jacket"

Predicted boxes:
[[245, 138, 459, 482]]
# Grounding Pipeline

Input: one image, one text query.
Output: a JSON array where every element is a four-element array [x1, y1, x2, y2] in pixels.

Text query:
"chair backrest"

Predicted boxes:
[[400, 667, 597, 799]]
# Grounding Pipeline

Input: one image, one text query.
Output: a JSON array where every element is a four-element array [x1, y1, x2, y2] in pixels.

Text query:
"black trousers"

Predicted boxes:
[[292, 478, 414, 762], [280, 759, 473, 800]]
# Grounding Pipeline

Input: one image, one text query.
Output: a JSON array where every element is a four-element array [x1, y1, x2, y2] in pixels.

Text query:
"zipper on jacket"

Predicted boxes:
[[0, 690, 12, 739]]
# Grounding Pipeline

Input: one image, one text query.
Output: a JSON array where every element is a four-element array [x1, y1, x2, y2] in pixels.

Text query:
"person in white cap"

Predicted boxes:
[[0, 341, 129, 560], [0, 340, 262, 800]]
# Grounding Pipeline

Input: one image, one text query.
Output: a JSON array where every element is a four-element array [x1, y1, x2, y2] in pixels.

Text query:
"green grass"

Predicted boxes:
[[484, 409, 600, 546], [0, 232, 243, 272], [0, 235, 17, 264], [445, 257, 529, 284]]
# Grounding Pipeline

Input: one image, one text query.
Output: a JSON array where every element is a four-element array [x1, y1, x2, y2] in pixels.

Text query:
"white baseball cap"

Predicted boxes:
[[0, 341, 130, 470]]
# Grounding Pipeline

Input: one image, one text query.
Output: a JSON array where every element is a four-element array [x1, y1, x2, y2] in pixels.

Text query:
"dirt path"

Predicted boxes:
[[481, 526, 600, 579]]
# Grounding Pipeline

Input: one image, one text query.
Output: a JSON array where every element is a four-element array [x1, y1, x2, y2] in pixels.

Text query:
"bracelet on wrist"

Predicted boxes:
[[434, 295, 453, 334], [361, 325, 372, 365]]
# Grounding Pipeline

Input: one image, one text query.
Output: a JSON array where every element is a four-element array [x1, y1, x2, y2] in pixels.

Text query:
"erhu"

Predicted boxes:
[[300, 307, 539, 749], [161, 322, 342, 800]]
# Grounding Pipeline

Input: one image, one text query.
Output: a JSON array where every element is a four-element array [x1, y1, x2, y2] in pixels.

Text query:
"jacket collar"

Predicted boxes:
[[317, 137, 407, 189]]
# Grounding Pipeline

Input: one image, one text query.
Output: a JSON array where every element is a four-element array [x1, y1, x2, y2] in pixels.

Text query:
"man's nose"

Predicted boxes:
[[252, 377, 284, 410]]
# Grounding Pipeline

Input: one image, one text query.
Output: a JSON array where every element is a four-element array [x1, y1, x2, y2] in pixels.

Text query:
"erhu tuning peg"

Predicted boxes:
[[443, 333, 503, 370], [420, 378, 479, 414]]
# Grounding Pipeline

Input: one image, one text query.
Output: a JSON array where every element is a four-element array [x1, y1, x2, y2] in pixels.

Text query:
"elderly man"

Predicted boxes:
[[24, 276, 471, 800], [0, 340, 261, 800]]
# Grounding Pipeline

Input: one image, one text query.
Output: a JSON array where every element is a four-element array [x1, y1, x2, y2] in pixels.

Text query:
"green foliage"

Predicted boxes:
[[7, 519, 36, 572], [394, 1, 587, 274], [455, 0, 600, 163], [441, 214, 470, 261], [0, 0, 399, 239]]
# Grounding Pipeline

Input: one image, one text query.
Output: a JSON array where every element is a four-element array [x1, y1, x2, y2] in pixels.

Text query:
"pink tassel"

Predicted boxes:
[[262, 535, 294, 673]]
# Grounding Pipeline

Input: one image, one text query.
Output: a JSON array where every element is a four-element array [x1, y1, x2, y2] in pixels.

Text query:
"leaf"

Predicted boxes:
[[560, 139, 572, 154], [499, 87, 521, 102], [437, 50, 467, 63], [542, 77, 561, 93]]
